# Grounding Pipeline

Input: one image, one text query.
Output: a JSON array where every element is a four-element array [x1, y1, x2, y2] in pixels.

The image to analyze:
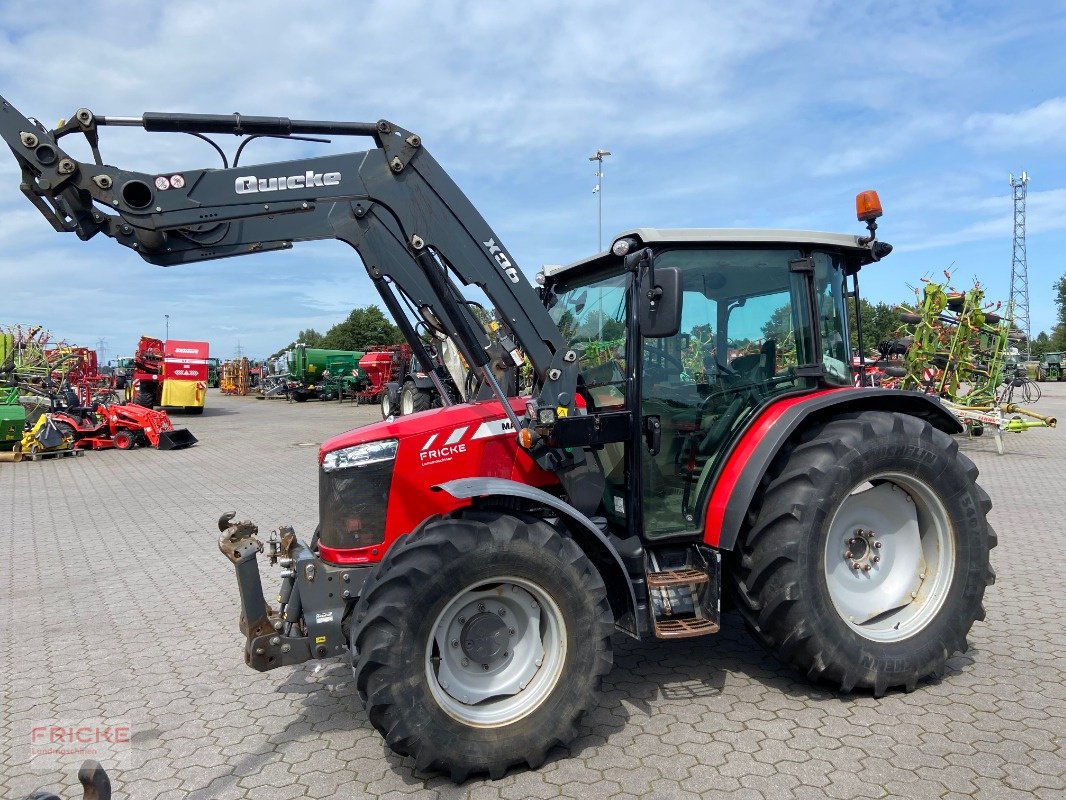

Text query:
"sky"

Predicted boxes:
[[1, 0, 1064, 360]]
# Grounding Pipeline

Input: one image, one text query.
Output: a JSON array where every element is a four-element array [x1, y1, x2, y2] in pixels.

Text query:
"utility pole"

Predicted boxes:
[[1009, 171, 1031, 360], [164, 314, 170, 340], [589, 148, 611, 251]]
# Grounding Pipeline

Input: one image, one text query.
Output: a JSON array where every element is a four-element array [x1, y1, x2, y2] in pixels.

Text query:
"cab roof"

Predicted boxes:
[[545, 228, 872, 278]]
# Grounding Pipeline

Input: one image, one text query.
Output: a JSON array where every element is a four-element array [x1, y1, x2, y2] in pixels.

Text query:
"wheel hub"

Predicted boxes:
[[842, 528, 882, 572], [432, 582, 547, 709], [460, 612, 509, 662]]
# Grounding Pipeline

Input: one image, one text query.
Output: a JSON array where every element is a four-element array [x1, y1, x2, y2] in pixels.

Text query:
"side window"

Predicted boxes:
[[549, 271, 628, 408], [813, 253, 851, 385]]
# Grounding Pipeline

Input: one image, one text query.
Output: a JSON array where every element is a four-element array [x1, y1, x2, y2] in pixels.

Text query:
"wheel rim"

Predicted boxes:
[[426, 576, 567, 728], [400, 390, 414, 416], [823, 472, 955, 642], [380, 393, 391, 417]]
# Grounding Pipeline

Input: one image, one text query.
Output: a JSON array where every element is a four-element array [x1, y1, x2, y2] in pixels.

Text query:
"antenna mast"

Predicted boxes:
[[1009, 171, 1031, 360]]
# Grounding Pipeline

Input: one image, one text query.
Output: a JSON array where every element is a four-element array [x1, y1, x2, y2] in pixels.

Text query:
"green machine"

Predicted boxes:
[[1, 333, 26, 451], [286, 345, 365, 401], [1037, 352, 1063, 382]]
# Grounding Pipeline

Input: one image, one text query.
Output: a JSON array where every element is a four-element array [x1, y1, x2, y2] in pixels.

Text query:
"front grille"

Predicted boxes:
[[318, 459, 393, 550]]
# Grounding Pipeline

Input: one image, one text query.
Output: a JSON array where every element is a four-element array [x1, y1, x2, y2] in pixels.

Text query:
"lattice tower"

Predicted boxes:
[[1009, 171, 1031, 360]]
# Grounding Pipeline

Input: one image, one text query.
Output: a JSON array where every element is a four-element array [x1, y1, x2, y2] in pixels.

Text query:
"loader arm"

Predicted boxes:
[[0, 96, 605, 508]]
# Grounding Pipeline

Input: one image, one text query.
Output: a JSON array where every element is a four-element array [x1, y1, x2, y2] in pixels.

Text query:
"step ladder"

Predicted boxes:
[[647, 550, 721, 639]]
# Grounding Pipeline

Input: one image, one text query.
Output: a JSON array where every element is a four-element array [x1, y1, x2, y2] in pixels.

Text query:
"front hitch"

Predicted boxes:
[[217, 513, 311, 671], [216, 512, 363, 672]]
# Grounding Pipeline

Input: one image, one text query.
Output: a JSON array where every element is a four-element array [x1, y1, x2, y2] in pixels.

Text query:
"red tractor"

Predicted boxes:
[[50, 386, 197, 450], [2, 99, 995, 781]]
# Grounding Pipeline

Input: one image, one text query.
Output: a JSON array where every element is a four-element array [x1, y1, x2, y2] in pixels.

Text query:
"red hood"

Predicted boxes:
[[319, 397, 529, 461]]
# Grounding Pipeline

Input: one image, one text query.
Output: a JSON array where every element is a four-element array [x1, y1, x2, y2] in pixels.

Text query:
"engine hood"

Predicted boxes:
[[319, 397, 529, 462]]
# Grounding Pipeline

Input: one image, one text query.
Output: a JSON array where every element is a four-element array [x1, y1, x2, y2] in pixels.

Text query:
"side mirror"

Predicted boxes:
[[639, 263, 682, 338]]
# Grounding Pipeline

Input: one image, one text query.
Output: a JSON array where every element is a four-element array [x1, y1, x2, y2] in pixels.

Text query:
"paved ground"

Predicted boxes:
[[2, 388, 1064, 800]]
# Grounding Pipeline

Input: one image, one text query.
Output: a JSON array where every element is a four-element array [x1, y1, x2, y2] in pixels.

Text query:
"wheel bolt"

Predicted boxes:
[[498, 608, 506, 617], [874, 541, 882, 549], [461, 658, 469, 666], [482, 664, 489, 671], [509, 628, 516, 636], [862, 564, 871, 572], [502, 652, 508, 658], [458, 617, 465, 624], [451, 640, 459, 648], [844, 551, 853, 559], [873, 556, 880, 563], [853, 563, 861, 570], [478, 603, 485, 612]]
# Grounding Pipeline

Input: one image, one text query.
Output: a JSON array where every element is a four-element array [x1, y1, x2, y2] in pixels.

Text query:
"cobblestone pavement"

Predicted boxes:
[[2, 388, 1064, 800]]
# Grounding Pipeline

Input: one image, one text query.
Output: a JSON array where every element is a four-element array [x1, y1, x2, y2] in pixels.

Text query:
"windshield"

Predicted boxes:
[[548, 268, 629, 404]]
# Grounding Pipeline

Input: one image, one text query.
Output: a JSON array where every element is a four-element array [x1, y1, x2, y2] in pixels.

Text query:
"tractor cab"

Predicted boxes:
[[544, 229, 882, 543]]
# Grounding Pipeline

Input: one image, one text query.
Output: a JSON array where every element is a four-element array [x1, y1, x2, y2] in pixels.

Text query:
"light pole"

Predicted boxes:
[[165, 314, 170, 340], [589, 148, 611, 251]]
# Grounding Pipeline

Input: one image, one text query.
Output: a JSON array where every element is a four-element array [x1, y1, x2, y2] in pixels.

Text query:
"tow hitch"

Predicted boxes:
[[216, 513, 361, 671]]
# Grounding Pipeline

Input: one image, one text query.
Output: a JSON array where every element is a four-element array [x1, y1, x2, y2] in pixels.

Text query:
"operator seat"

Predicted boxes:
[[61, 388, 100, 425]]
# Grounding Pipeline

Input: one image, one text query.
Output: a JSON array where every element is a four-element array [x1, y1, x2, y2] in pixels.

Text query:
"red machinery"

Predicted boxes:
[[131, 336, 209, 413], [51, 396, 197, 451], [357, 345, 411, 410]]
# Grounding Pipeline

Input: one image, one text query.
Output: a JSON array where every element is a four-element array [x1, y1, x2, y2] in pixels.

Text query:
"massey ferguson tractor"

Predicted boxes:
[[1, 96, 995, 780]]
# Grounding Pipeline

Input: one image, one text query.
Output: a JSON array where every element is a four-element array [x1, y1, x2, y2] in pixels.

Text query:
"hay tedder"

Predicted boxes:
[[893, 276, 1055, 452]]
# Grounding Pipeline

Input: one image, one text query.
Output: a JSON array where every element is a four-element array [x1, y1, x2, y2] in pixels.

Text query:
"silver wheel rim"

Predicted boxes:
[[824, 472, 955, 642], [425, 576, 567, 728], [401, 390, 413, 415], [380, 393, 390, 417]]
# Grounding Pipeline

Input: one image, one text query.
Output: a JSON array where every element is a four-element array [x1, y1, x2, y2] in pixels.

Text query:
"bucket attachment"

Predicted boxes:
[[156, 427, 198, 450]]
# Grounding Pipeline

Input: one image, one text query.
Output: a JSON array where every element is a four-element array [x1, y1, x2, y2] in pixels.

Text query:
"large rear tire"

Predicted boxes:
[[352, 511, 614, 780], [732, 410, 996, 696]]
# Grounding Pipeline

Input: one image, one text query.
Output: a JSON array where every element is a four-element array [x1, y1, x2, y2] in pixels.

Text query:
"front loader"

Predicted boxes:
[[1, 95, 996, 780]]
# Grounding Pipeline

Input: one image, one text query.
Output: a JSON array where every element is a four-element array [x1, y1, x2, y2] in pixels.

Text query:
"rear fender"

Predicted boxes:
[[706, 388, 962, 551], [434, 477, 640, 639]]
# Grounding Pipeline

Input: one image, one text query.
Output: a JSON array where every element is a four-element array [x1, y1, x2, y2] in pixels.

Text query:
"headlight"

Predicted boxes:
[[322, 439, 398, 472]]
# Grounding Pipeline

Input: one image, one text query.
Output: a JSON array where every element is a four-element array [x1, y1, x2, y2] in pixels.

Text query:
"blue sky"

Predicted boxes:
[[1, 1, 1064, 360]]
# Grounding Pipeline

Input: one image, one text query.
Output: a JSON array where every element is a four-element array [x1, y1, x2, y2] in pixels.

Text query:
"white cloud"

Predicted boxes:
[[965, 97, 1066, 151]]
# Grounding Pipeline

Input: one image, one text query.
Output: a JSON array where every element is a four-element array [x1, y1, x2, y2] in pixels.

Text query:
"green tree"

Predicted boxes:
[[269, 328, 325, 360], [848, 299, 905, 356], [322, 306, 402, 350], [1031, 331, 1051, 360], [1051, 275, 1066, 352]]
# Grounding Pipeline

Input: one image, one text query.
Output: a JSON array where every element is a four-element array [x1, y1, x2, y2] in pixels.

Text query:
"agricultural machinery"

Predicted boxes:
[[284, 344, 366, 401], [1037, 352, 1063, 381], [2, 96, 996, 781], [48, 388, 197, 450], [130, 336, 209, 414], [894, 278, 1054, 452]]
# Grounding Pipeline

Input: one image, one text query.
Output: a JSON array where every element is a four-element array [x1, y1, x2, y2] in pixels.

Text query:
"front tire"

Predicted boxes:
[[352, 511, 614, 780], [399, 380, 433, 416], [733, 410, 996, 696]]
